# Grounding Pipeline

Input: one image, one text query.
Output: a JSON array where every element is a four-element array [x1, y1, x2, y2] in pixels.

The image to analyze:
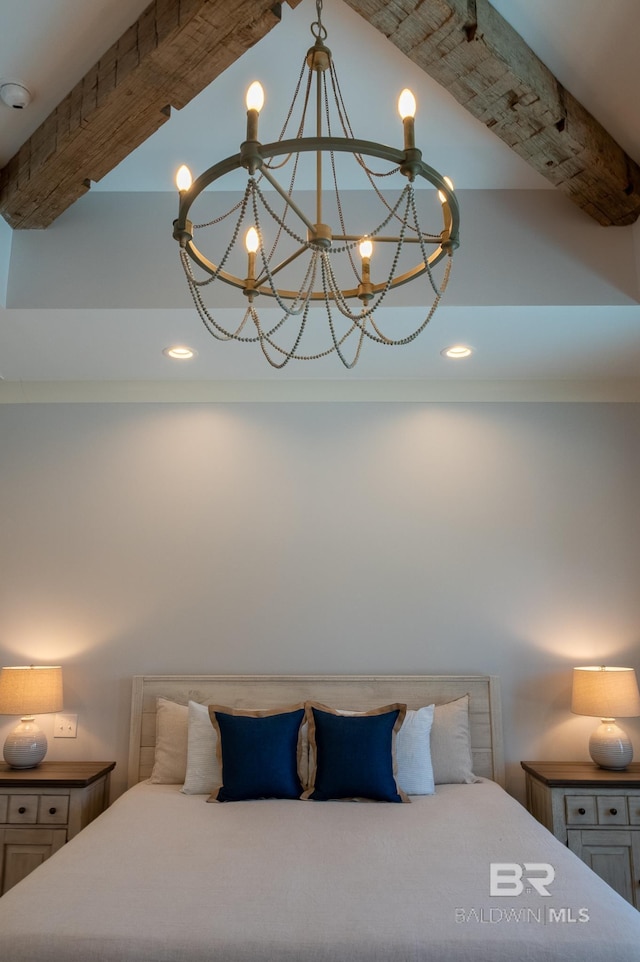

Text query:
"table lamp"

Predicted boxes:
[[571, 665, 640, 770], [0, 666, 63, 768]]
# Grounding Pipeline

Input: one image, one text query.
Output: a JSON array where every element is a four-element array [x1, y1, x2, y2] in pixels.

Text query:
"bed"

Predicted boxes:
[[1, 673, 639, 962]]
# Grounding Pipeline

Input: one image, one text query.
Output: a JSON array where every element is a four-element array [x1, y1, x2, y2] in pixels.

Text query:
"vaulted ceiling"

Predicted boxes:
[[1, 0, 639, 229], [0, 0, 639, 396]]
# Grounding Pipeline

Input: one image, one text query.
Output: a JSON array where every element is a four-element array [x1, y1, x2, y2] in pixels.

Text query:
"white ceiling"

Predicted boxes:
[[1, 0, 639, 397]]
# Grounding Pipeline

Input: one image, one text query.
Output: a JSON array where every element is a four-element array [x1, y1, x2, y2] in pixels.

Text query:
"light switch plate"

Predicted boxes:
[[54, 713, 78, 738]]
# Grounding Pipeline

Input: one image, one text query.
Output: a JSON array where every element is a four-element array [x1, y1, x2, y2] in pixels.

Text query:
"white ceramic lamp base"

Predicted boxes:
[[3, 716, 48, 769], [589, 718, 633, 770]]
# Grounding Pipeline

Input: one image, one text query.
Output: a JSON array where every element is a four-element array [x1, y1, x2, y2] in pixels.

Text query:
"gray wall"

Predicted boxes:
[[7, 191, 638, 310], [1, 400, 639, 799]]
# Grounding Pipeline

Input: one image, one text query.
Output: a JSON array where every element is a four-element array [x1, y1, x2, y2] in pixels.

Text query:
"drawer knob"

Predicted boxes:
[[48, 807, 57, 815], [578, 807, 586, 815], [18, 806, 26, 814], [610, 808, 618, 816]]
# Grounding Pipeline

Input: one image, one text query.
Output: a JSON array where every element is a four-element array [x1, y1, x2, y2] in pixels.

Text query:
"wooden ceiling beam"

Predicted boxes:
[[0, 0, 302, 230], [2, 0, 638, 230], [342, 0, 640, 226]]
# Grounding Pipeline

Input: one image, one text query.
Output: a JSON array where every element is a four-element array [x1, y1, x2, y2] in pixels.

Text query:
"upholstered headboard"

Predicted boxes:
[[128, 674, 505, 789]]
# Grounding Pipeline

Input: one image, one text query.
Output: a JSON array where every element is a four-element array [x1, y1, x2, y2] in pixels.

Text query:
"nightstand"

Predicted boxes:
[[522, 760, 640, 909], [0, 760, 115, 894]]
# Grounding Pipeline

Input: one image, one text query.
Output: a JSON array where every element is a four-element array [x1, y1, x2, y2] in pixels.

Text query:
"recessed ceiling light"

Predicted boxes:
[[441, 344, 472, 359], [163, 346, 196, 360]]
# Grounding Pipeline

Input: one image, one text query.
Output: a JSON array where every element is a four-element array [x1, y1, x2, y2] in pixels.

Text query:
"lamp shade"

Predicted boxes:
[[0, 666, 63, 716], [571, 666, 640, 718]]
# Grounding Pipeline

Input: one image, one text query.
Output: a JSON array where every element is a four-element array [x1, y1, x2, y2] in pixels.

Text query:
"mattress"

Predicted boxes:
[[0, 778, 639, 962]]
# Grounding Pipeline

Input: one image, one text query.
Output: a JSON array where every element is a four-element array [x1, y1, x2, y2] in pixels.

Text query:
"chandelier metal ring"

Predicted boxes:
[[173, 136, 459, 301]]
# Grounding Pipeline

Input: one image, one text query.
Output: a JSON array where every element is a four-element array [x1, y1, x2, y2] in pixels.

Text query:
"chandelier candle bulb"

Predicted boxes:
[[359, 238, 372, 278], [244, 227, 260, 296], [245, 81, 264, 142], [398, 88, 416, 151], [358, 238, 374, 303], [245, 227, 259, 254], [176, 165, 192, 193]]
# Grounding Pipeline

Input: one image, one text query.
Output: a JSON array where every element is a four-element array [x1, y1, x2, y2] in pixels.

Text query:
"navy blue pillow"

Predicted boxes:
[[209, 705, 305, 802], [304, 703, 408, 802]]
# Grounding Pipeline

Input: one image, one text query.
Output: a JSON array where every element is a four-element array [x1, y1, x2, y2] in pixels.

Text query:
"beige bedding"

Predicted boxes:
[[0, 778, 639, 961]]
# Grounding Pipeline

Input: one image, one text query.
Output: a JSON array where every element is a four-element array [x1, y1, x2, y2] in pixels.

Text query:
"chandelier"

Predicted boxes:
[[172, 0, 460, 369]]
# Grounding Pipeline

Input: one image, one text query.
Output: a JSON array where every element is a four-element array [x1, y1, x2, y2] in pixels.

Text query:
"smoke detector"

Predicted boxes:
[[1, 82, 32, 109]]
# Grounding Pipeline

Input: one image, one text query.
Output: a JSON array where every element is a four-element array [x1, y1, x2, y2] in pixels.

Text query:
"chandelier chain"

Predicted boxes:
[[193, 196, 244, 231], [409, 187, 441, 298], [181, 250, 251, 340], [321, 70, 360, 284], [310, 0, 327, 41], [182, 237, 451, 358], [329, 62, 400, 180], [248, 253, 368, 367], [254, 170, 413, 258], [183, 250, 292, 344], [327, 59, 411, 234], [318, 189, 418, 338], [264, 56, 310, 171], [187, 183, 253, 286], [252, 182, 315, 316], [253, 268, 316, 368], [262, 66, 315, 262], [321, 256, 368, 367], [252, 179, 306, 247]]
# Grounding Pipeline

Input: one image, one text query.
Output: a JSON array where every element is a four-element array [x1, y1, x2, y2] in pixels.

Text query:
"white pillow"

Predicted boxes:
[[431, 695, 478, 784], [395, 705, 435, 794], [181, 701, 221, 795], [149, 698, 188, 784]]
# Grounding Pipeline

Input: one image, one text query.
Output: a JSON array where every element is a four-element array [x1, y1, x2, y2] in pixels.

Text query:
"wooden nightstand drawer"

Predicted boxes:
[[565, 795, 596, 824], [597, 796, 628, 825], [629, 800, 640, 825], [37, 795, 69, 825], [0, 796, 8, 823], [8, 795, 38, 823]]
